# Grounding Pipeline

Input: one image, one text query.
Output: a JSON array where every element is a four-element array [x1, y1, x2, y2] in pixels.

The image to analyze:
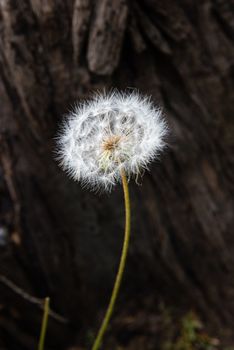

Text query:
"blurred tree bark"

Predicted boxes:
[[0, 0, 234, 349]]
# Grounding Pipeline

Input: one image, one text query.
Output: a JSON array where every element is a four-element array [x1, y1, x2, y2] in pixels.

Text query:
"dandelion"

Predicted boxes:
[[57, 91, 167, 191], [56, 90, 168, 350]]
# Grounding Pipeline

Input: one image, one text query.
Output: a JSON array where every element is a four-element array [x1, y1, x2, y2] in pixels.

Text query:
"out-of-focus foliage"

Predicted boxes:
[[163, 312, 219, 350]]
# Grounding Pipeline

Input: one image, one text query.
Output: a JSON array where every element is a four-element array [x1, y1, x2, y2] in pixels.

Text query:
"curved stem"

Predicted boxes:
[[38, 297, 50, 350], [91, 170, 131, 350]]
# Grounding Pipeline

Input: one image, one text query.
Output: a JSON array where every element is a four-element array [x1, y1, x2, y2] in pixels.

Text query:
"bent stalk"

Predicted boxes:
[[91, 170, 131, 350]]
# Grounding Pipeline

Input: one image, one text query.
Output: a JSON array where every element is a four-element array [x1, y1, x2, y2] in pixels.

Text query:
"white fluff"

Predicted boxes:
[[56, 91, 168, 191]]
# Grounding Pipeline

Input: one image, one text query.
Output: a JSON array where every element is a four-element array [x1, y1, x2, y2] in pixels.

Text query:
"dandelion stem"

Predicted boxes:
[[91, 170, 131, 350], [38, 297, 50, 350]]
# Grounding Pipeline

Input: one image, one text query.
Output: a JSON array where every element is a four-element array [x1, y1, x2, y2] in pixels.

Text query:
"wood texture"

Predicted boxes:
[[0, 0, 234, 348]]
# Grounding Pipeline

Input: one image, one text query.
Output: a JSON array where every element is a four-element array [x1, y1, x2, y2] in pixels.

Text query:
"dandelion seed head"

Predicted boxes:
[[56, 91, 168, 191]]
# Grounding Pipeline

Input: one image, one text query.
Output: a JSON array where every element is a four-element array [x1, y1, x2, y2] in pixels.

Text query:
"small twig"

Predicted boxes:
[[0, 274, 69, 324]]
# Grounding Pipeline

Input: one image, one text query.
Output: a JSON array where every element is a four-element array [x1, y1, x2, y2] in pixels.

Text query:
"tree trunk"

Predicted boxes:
[[0, 0, 234, 348]]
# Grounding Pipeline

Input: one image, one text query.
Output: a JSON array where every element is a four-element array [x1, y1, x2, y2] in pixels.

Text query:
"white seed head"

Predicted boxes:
[[56, 91, 168, 191]]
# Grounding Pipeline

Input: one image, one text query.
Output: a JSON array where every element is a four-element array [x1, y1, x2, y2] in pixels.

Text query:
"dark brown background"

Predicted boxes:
[[0, 0, 234, 349]]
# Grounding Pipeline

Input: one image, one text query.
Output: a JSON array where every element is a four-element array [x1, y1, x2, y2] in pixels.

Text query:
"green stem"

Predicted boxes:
[[38, 297, 50, 350], [91, 170, 131, 350]]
